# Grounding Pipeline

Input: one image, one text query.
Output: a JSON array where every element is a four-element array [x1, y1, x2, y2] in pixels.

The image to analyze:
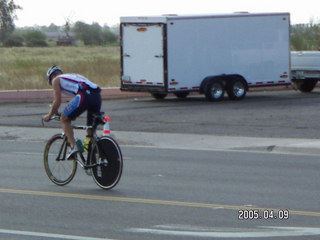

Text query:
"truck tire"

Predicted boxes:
[[151, 92, 167, 99], [205, 79, 225, 101], [296, 79, 318, 93], [174, 92, 189, 99], [226, 78, 247, 100]]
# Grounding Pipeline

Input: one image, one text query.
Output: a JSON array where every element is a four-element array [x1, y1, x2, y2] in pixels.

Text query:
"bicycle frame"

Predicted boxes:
[[58, 125, 103, 170]]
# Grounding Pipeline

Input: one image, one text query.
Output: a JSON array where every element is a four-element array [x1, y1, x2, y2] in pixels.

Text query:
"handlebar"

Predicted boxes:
[[50, 113, 61, 120], [41, 113, 61, 126]]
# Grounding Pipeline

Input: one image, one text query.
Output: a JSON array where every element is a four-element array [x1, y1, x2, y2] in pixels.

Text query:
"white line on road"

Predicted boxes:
[[0, 229, 115, 240], [127, 226, 320, 238]]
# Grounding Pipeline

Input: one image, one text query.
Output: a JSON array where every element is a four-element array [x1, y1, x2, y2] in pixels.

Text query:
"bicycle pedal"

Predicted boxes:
[[85, 169, 92, 176]]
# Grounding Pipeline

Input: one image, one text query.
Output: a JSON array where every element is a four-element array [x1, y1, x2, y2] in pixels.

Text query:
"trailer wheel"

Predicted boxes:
[[205, 80, 225, 101], [174, 91, 189, 99], [296, 79, 318, 92], [151, 93, 167, 99], [227, 79, 247, 100]]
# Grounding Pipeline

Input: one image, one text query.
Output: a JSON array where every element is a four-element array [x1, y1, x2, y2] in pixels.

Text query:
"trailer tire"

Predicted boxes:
[[174, 91, 189, 99], [226, 78, 247, 100], [296, 79, 318, 93], [205, 79, 225, 101], [151, 92, 167, 99]]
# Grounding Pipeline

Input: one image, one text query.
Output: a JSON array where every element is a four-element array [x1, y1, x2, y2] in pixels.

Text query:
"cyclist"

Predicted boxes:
[[42, 65, 102, 159]]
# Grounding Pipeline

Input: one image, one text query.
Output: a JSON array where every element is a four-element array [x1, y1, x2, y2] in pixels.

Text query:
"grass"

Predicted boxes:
[[0, 46, 120, 90]]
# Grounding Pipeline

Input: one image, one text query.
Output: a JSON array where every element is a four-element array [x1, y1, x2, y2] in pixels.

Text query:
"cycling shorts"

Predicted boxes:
[[63, 89, 102, 126]]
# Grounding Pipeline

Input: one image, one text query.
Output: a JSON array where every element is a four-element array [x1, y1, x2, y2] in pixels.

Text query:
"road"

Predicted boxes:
[[0, 139, 319, 240], [0, 89, 320, 239], [2, 89, 320, 138]]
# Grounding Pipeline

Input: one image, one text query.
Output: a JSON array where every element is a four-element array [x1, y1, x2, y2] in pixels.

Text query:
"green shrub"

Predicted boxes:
[[3, 33, 24, 47], [23, 29, 48, 47]]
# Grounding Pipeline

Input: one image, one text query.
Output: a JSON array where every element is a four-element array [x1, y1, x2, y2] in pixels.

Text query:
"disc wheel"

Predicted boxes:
[[44, 134, 77, 186], [90, 136, 123, 190]]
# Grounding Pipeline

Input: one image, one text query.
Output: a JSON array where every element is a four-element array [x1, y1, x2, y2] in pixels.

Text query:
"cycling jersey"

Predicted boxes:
[[59, 73, 99, 95], [59, 73, 102, 125]]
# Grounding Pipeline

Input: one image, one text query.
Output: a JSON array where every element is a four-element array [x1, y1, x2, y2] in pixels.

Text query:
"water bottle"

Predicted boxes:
[[84, 136, 91, 152], [76, 139, 84, 153]]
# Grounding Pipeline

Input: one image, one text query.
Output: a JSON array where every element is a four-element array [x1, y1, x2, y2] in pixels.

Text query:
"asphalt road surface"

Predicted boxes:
[[1, 89, 320, 138], [0, 139, 319, 240]]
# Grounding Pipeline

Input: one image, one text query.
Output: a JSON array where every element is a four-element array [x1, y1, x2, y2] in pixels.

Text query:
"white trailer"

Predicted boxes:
[[120, 13, 291, 100]]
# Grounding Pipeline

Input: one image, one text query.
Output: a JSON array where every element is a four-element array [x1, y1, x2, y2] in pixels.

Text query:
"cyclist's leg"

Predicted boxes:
[[86, 91, 102, 136], [62, 93, 87, 148], [61, 115, 75, 148]]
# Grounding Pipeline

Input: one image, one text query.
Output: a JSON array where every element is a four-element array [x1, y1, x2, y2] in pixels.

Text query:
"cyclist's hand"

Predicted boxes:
[[42, 114, 51, 122]]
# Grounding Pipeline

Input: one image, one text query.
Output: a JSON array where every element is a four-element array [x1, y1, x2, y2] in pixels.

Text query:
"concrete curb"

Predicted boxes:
[[0, 85, 299, 103], [1, 126, 320, 156], [0, 85, 297, 103], [0, 88, 149, 103]]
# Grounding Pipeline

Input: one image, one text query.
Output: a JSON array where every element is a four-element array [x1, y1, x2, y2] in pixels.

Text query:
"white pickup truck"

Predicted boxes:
[[291, 51, 320, 92], [120, 13, 320, 100]]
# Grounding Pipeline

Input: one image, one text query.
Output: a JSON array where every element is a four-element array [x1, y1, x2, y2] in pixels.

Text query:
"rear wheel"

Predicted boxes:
[[227, 78, 247, 100], [44, 134, 77, 186], [296, 79, 318, 92], [90, 136, 123, 190], [205, 80, 225, 101]]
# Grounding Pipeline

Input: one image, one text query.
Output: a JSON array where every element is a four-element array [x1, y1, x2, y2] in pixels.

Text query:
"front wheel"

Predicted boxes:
[[90, 136, 123, 190], [44, 134, 77, 186]]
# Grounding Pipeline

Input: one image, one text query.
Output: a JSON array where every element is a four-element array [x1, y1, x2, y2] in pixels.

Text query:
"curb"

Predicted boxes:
[[0, 85, 305, 103], [0, 88, 149, 103], [1, 126, 320, 155]]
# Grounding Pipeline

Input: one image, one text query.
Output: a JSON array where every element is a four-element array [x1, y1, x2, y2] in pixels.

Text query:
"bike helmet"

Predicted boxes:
[[46, 65, 63, 84]]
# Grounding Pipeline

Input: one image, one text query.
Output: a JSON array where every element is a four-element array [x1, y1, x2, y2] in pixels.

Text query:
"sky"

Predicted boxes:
[[14, 0, 320, 27]]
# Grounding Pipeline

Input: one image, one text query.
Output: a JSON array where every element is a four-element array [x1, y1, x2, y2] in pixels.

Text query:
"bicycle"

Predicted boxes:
[[43, 113, 123, 190]]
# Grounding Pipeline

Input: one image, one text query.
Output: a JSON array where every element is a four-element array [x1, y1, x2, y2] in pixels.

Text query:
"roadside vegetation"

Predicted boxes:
[[291, 21, 320, 50], [0, 46, 120, 90]]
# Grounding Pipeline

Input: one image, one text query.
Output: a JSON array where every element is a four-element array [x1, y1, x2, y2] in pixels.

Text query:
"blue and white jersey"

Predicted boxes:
[[59, 73, 99, 95]]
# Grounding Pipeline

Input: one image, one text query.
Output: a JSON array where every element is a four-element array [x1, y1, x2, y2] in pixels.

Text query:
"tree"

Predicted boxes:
[[291, 21, 320, 50], [73, 21, 118, 45], [0, 0, 21, 43], [23, 29, 47, 47], [73, 21, 103, 45]]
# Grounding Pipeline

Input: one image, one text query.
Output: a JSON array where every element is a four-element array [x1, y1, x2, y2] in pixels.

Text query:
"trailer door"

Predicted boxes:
[[121, 24, 165, 89]]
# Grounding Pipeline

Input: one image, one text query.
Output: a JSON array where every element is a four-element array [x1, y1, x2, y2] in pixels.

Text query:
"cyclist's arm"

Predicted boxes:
[[43, 77, 61, 122], [49, 77, 62, 116]]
